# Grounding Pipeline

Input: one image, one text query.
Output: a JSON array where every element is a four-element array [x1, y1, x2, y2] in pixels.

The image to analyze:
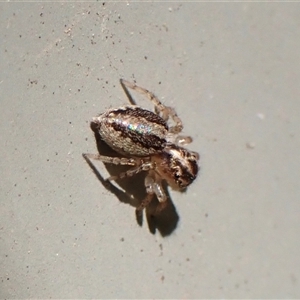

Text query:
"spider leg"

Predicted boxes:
[[144, 171, 167, 203], [82, 153, 136, 166], [82, 152, 135, 203], [161, 106, 183, 134], [107, 161, 154, 181], [136, 193, 154, 213], [136, 173, 156, 214], [120, 79, 183, 134], [151, 174, 167, 203], [136, 172, 168, 216]]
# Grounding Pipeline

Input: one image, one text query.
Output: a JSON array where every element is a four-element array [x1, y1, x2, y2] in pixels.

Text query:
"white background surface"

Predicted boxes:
[[1, 2, 300, 298]]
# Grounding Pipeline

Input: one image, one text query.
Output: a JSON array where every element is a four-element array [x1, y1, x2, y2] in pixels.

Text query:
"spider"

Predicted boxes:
[[83, 79, 199, 215]]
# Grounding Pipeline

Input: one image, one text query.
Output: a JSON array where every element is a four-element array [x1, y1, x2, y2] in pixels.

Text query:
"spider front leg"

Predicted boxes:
[[120, 79, 183, 134], [136, 171, 167, 215], [150, 172, 167, 203]]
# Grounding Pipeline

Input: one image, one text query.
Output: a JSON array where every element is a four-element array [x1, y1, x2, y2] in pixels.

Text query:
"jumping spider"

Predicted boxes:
[[83, 79, 199, 216]]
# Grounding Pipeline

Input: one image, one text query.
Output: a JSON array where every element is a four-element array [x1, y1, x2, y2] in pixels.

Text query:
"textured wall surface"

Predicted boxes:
[[1, 2, 300, 298]]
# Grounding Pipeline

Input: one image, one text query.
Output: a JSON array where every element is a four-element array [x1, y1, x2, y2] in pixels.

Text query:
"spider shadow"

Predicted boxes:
[[84, 122, 179, 236]]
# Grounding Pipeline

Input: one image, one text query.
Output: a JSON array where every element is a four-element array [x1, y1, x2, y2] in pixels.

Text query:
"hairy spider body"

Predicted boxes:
[[83, 79, 199, 214]]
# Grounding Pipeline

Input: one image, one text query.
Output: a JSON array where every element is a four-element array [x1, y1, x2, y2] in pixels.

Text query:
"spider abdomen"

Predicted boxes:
[[93, 105, 169, 157]]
